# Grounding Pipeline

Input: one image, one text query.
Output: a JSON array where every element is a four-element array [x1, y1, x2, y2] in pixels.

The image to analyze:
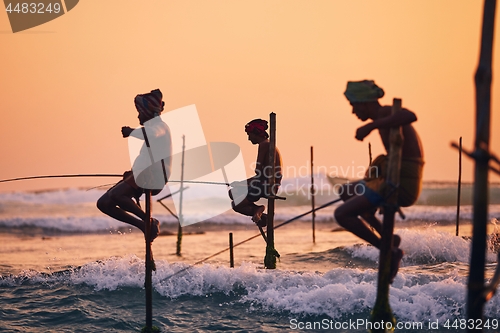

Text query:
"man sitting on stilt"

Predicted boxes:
[[334, 80, 424, 283], [229, 119, 282, 227], [97, 89, 172, 242]]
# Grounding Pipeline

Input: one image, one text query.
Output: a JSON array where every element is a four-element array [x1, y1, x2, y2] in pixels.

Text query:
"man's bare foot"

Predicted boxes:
[[150, 249, 156, 271], [393, 234, 401, 248], [149, 218, 160, 242], [252, 205, 265, 223], [389, 248, 403, 284], [256, 213, 267, 228]]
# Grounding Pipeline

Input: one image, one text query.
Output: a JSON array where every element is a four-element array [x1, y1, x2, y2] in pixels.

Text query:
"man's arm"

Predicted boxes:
[[122, 123, 167, 139], [356, 108, 417, 141]]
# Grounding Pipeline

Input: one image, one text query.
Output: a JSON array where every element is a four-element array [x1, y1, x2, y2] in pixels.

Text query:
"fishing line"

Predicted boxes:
[[0, 174, 124, 183], [86, 183, 117, 191], [0, 174, 233, 186], [163, 197, 342, 280]]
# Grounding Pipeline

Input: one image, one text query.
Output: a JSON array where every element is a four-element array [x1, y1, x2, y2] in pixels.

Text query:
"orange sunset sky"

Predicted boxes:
[[1, 0, 499, 193]]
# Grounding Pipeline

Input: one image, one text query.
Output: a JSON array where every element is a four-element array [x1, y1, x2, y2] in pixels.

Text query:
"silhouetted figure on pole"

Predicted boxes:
[[97, 89, 172, 242], [229, 119, 282, 227], [334, 80, 424, 282]]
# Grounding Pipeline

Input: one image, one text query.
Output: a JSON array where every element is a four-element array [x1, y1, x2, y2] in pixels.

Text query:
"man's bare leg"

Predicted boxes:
[[231, 195, 267, 226], [334, 195, 382, 248], [108, 182, 146, 219], [97, 181, 145, 232], [361, 210, 403, 282], [335, 195, 403, 283], [341, 182, 401, 247], [390, 248, 403, 283], [232, 197, 256, 216], [361, 212, 401, 247]]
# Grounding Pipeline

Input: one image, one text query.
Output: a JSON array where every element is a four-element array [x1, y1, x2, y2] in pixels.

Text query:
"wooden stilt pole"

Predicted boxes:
[[369, 142, 373, 165], [370, 98, 404, 332], [229, 233, 234, 268], [368, 142, 375, 233], [456, 137, 462, 237], [468, 0, 496, 323], [264, 113, 278, 269], [176, 135, 186, 256], [144, 189, 153, 331], [310, 146, 316, 244]]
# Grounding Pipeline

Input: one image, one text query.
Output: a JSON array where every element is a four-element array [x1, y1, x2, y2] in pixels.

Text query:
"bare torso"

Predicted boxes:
[[377, 106, 424, 159], [255, 140, 282, 183]]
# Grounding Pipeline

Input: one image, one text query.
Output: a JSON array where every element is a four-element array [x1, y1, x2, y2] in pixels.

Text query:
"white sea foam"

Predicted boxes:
[[1, 178, 500, 206], [0, 188, 106, 204], [1, 184, 500, 233], [0, 216, 124, 232], [1, 205, 500, 233], [2, 253, 499, 323], [71, 255, 146, 290], [346, 228, 499, 265], [11, 256, 497, 323]]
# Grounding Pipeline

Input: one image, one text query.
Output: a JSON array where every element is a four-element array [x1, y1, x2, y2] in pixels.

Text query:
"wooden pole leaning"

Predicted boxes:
[[144, 189, 154, 331], [310, 146, 316, 244], [229, 233, 234, 268], [456, 137, 462, 237], [468, 0, 496, 323], [370, 98, 404, 332], [369, 142, 373, 165], [264, 112, 279, 269], [176, 135, 186, 256]]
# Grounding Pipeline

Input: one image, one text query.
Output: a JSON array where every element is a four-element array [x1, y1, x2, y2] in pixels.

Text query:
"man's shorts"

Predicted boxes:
[[246, 179, 267, 202], [123, 170, 162, 197], [359, 180, 385, 206], [247, 179, 282, 203]]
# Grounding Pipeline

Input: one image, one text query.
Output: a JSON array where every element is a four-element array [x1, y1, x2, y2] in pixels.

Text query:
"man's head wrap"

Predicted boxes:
[[344, 80, 384, 103], [135, 89, 165, 118], [245, 119, 269, 138]]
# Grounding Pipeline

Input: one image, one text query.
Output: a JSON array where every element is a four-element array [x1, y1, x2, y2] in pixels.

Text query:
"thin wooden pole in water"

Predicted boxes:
[[229, 233, 234, 268], [370, 98, 403, 331], [468, 0, 496, 323], [310, 146, 316, 244], [369, 142, 373, 165], [176, 135, 186, 256], [264, 113, 278, 269], [163, 198, 342, 281], [144, 189, 153, 330], [456, 137, 462, 237], [368, 142, 375, 233]]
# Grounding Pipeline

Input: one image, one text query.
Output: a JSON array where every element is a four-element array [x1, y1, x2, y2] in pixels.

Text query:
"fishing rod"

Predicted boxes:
[[0, 174, 124, 183], [0, 174, 288, 200], [86, 182, 118, 191], [0, 174, 231, 186], [163, 197, 343, 280]]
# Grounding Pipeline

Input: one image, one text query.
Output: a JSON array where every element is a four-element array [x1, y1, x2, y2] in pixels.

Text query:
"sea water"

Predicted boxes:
[[1, 176, 500, 332]]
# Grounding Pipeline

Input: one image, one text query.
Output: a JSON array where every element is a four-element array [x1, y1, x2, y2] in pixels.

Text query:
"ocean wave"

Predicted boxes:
[[1, 182, 500, 234], [0, 188, 106, 205], [2, 256, 499, 323], [345, 228, 499, 266], [1, 205, 500, 233], [2, 177, 500, 207]]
